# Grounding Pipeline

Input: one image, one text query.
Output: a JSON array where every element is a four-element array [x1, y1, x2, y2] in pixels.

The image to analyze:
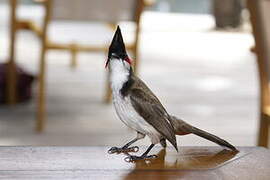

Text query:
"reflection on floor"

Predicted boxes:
[[0, 5, 257, 147]]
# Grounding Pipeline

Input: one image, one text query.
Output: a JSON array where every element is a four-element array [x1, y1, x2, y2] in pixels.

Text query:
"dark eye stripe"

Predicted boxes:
[[111, 53, 120, 59], [111, 53, 126, 60]]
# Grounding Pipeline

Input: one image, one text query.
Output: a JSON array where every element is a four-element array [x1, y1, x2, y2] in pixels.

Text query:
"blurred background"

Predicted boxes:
[[0, 0, 261, 147]]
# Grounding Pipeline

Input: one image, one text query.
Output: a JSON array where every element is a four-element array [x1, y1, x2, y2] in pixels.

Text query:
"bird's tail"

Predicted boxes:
[[170, 115, 237, 151]]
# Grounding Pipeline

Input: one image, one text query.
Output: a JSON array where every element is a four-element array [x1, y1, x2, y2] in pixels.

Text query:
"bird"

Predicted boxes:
[[106, 26, 237, 162]]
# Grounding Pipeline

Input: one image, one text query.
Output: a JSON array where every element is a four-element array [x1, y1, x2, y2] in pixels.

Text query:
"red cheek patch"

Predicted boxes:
[[124, 57, 132, 65]]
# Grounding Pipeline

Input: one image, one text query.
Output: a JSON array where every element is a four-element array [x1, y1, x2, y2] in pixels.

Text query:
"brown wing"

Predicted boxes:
[[129, 88, 178, 151]]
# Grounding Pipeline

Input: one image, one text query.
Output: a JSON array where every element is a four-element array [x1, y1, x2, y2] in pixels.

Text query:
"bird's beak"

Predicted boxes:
[[105, 58, 109, 68]]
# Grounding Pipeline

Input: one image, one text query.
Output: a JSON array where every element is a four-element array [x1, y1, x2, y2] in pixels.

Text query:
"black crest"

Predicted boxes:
[[108, 26, 127, 59]]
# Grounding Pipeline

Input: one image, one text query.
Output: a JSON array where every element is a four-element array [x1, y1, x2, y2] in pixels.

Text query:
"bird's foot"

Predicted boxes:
[[108, 146, 139, 154], [124, 154, 158, 162]]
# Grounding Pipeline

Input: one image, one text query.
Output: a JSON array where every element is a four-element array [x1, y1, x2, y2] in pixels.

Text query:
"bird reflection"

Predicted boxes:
[[123, 147, 239, 180]]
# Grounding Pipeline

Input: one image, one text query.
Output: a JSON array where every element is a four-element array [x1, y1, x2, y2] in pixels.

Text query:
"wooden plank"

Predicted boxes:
[[0, 146, 269, 179]]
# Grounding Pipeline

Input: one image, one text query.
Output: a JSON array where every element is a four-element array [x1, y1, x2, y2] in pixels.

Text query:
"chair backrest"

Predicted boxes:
[[50, 0, 141, 23], [248, 0, 270, 107]]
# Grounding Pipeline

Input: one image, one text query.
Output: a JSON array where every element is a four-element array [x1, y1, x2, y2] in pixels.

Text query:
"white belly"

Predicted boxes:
[[108, 61, 161, 144], [112, 92, 161, 144]]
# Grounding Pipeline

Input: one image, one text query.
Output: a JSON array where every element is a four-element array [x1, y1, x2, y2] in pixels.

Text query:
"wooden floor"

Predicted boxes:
[[0, 5, 258, 147], [0, 146, 269, 180]]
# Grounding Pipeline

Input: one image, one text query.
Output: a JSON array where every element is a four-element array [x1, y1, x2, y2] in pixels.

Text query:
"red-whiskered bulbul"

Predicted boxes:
[[107, 26, 237, 162]]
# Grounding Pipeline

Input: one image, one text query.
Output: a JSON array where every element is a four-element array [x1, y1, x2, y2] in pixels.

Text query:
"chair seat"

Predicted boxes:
[[48, 22, 136, 46]]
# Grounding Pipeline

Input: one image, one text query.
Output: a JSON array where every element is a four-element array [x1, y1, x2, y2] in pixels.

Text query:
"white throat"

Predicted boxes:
[[109, 59, 130, 92]]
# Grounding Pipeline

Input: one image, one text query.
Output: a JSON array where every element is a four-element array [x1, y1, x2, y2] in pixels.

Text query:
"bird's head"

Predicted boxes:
[[105, 26, 132, 71]]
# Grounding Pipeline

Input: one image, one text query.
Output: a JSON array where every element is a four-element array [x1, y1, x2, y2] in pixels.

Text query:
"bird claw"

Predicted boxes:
[[124, 154, 158, 162], [128, 146, 139, 153], [108, 147, 119, 154], [108, 146, 139, 154]]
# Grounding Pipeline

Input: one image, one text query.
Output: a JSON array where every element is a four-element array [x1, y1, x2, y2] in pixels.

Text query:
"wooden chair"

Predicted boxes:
[[10, 0, 154, 132], [247, 0, 270, 147]]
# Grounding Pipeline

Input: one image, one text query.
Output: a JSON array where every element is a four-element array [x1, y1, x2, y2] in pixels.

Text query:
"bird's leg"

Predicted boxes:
[[108, 138, 139, 154], [108, 133, 145, 154], [160, 138, 167, 148], [124, 144, 157, 162]]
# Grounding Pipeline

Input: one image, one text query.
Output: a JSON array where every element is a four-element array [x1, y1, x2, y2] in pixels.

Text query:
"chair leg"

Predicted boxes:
[[7, 0, 18, 105], [104, 71, 112, 103], [132, 47, 138, 74], [133, 25, 140, 74], [258, 112, 269, 147], [6, 61, 17, 104], [36, 47, 47, 132]]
